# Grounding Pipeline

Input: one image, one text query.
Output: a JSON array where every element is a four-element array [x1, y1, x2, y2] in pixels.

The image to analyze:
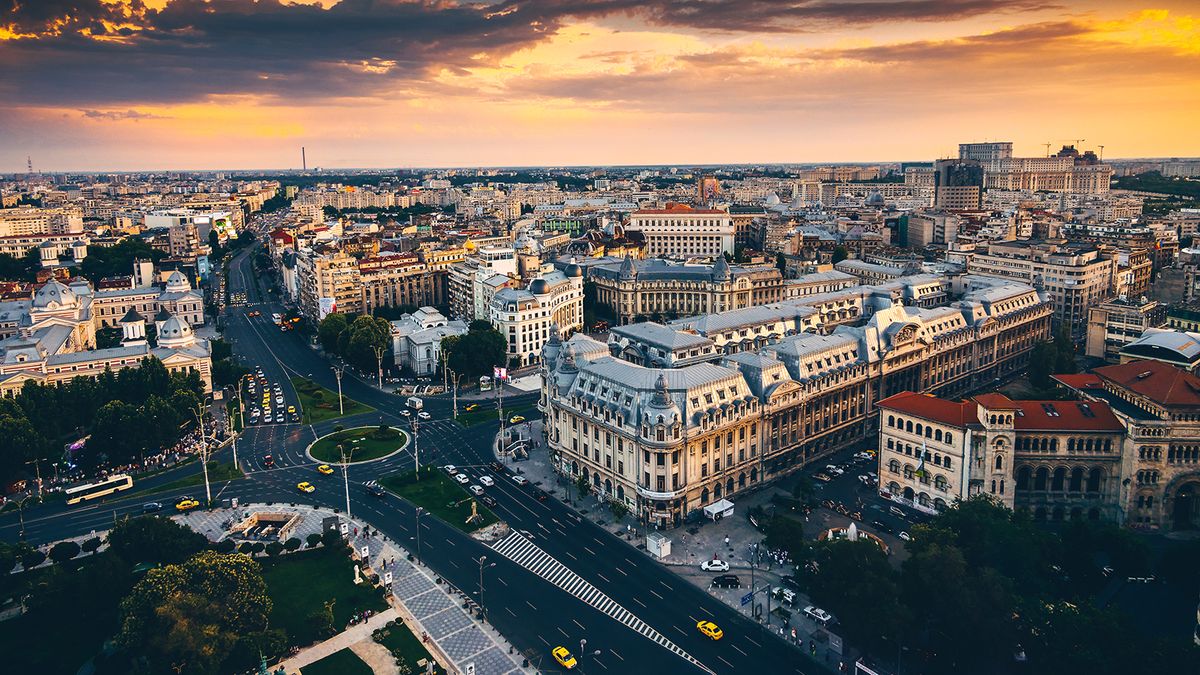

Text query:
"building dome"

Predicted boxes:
[[865, 190, 885, 206], [529, 278, 550, 296], [464, 240, 477, 252], [564, 258, 583, 278], [618, 254, 638, 281], [157, 314, 194, 347], [165, 270, 190, 292], [711, 255, 731, 281], [32, 279, 77, 310], [765, 192, 781, 206]]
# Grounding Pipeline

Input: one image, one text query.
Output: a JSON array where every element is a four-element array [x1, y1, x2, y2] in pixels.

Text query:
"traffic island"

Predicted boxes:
[[292, 377, 374, 424], [308, 426, 409, 464], [379, 467, 500, 533]]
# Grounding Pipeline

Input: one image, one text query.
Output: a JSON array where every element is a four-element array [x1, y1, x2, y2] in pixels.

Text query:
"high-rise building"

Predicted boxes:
[[958, 142, 1013, 163], [933, 159, 984, 210]]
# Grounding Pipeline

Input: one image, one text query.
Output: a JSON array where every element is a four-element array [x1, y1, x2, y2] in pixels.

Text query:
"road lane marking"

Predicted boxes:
[[632, 597, 647, 608], [648, 589, 664, 600], [557, 626, 569, 637], [609, 650, 624, 661], [614, 566, 627, 576], [582, 546, 597, 556], [718, 656, 735, 670], [746, 636, 762, 647], [732, 644, 747, 656], [526, 600, 537, 611], [595, 572, 611, 583]]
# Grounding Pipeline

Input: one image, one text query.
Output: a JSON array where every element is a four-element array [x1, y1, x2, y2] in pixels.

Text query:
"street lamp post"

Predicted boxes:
[[331, 363, 346, 416], [411, 418, 420, 480], [16, 494, 37, 540], [448, 368, 459, 420], [414, 507, 424, 564], [373, 345, 386, 389], [339, 443, 352, 519], [192, 405, 213, 504], [475, 555, 496, 622]]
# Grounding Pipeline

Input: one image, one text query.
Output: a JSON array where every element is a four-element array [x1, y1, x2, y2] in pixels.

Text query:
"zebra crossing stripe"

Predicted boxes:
[[491, 532, 714, 674]]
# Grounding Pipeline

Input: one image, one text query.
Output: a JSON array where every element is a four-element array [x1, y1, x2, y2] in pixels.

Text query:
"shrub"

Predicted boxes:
[[215, 539, 237, 554], [21, 548, 46, 570], [307, 533, 322, 548], [311, 391, 324, 401], [250, 542, 265, 555], [265, 542, 283, 557], [334, 424, 345, 432], [48, 541, 80, 564], [81, 537, 102, 555], [238, 542, 254, 554], [322, 528, 344, 549], [284, 537, 302, 552]]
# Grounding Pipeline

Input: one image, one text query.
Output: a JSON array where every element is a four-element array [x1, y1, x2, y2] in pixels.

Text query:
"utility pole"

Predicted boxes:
[[411, 417, 420, 479], [373, 345, 385, 389], [449, 369, 458, 420], [415, 506, 424, 564], [193, 405, 213, 504], [476, 555, 496, 622], [339, 443, 352, 519], [331, 363, 346, 415], [497, 370, 506, 458]]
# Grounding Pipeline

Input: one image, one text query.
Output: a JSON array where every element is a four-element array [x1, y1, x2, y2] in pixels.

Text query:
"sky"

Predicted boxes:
[[1, 0, 1198, 172]]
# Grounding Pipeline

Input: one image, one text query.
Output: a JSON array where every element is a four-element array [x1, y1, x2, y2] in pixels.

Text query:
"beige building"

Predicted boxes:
[[966, 240, 1117, 336], [296, 249, 362, 319], [358, 255, 442, 313], [590, 256, 785, 324], [627, 205, 734, 258], [491, 266, 584, 367], [1085, 297, 1165, 362]]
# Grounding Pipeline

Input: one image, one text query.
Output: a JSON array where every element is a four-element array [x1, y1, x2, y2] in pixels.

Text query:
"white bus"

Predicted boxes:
[[406, 396, 424, 410], [271, 313, 283, 325], [65, 474, 134, 505]]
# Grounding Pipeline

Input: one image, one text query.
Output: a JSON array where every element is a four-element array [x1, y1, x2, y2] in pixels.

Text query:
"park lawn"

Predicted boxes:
[[380, 468, 499, 533], [310, 426, 408, 463], [153, 461, 244, 493], [261, 546, 388, 647], [300, 648, 373, 675], [376, 620, 443, 674], [456, 401, 536, 427], [292, 377, 374, 424]]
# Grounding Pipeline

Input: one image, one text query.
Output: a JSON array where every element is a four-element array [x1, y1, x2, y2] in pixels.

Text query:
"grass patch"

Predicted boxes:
[[301, 648, 373, 675], [380, 467, 499, 533], [375, 620, 443, 674], [310, 426, 408, 464], [153, 461, 244, 494], [292, 377, 374, 424], [261, 546, 388, 648], [456, 401, 536, 427]]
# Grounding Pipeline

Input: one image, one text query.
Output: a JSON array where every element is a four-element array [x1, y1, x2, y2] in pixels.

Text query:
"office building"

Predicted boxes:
[[627, 205, 734, 258]]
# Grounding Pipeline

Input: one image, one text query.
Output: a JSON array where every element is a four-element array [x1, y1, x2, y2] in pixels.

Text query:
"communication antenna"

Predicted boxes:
[[27, 156, 33, 174], [302, 147, 307, 171]]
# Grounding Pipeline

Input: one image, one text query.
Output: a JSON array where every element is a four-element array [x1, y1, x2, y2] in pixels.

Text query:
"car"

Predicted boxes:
[[399, 409, 412, 417], [552, 646, 577, 669], [701, 559, 730, 572], [469, 485, 485, 496], [898, 531, 912, 541], [696, 620, 724, 640], [297, 482, 315, 493], [287, 405, 295, 414], [317, 464, 335, 476], [479, 475, 495, 487], [142, 502, 163, 513], [443, 465, 458, 475], [454, 473, 470, 485], [813, 472, 833, 483], [465, 403, 479, 412], [773, 586, 798, 605], [175, 497, 200, 512], [263, 455, 275, 468], [711, 574, 741, 588], [480, 495, 497, 507], [417, 411, 431, 420], [488, 461, 505, 473], [275, 395, 284, 405], [858, 474, 877, 486], [853, 451, 874, 461], [871, 520, 895, 534], [512, 475, 528, 486], [781, 575, 801, 590], [825, 464, 845, 476], [275, 414, 284, 423], [532, 488, 549, 502], [802, 605, 834, 626], [509, 415, 525, 424], [363, 481, 386, 497]]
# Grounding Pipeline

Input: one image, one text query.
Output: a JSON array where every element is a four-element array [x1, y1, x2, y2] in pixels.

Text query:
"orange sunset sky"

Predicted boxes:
[[2, 0, 1198, 172]]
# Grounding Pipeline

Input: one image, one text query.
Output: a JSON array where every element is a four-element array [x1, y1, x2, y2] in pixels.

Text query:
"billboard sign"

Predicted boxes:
[[318, 297, 338, 320]]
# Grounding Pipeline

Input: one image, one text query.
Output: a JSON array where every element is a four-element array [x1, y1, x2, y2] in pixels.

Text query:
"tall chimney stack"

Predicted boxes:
[[301, 146, 307, 171]]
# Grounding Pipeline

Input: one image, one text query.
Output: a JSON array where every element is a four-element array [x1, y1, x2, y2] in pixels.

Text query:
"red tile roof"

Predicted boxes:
[[1002, 399, 1124, 432], [1092, 360, 1200, 408], [877, 391, 978, 427], [1051, 373, 1103, 390], [972, 393, 1020, 410]]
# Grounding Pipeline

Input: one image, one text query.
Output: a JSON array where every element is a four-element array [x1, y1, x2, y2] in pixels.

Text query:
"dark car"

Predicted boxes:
[[781, 575, 801, 590], [711, 574, 741, 588], [871, 520, 895, 534], [531, 488, 549, 502], [480, 495, 497, 507], [363, 481, 386, 498], [263, 454, 275, 468], [489, 461, 505, 473], [142, 502, 163, 513]]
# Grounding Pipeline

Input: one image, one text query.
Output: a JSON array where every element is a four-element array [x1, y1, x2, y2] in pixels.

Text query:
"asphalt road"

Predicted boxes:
[[0, 242, 816, 675]]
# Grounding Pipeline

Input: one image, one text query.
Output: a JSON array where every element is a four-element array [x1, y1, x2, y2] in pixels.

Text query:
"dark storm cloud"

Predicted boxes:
[[1, 0, 1060, 107], [80, 109, 167, 120]]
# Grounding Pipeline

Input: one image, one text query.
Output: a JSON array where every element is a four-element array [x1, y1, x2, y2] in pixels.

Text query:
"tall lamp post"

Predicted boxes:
[[16, 494, 37, 541], [192, 404, 213, 504], [339, 443, 353, 519], [414, 506, 424, 564], [331, 363, 346, 416], [475, 555, 497, 622], [411, 417, 421, 480], [373, 344, 386, 389]]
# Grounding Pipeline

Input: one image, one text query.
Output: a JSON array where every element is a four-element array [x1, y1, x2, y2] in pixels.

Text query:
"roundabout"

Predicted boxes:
[[307, 425, 409, 464]]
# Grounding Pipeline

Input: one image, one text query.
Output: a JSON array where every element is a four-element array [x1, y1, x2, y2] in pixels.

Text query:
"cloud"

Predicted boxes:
[[80, 108, 168, 120]]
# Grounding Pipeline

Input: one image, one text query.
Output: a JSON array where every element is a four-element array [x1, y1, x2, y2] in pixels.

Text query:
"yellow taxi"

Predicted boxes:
[[287, 405, 296, 414], [551, 646, 577, 669], [317, 464, 335, 476], [465, 403, 479, 412], [509, 415, 525, 424], [697, 620, 723, 640], [175, 497, 201, 512], [297, 482, 315, 493]]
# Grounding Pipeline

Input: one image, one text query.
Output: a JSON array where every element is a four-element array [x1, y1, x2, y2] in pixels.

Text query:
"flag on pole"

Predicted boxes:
[[916, 440, 927, 479]]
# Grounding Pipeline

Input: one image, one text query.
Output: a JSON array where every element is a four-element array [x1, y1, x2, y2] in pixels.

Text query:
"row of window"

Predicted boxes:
[[884, 416, 957, 445]]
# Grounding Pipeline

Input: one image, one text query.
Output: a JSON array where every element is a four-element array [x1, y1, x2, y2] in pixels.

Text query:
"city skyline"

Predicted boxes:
[[2, 0, 1199, 172]]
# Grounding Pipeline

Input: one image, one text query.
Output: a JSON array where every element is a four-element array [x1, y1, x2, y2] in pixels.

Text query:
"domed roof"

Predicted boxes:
[[765, 192, 781, 206], [866, 190, 885, 206], [529, 278, 550, 295], [618, 254, 637, 281], [157, 314, 194, 346], [712, 255, 731, 281], [564, 259, 583, 278], [464, 240, 477, 252], [165, 270, 190, 291], [32, 279, 77, 309]]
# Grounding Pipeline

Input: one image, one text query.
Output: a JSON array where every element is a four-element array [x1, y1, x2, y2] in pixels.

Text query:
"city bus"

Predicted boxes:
[[65, 474, 134, 505], [271, 313, 283, 325]]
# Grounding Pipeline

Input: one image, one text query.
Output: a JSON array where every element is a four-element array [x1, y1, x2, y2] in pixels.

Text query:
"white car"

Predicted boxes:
[[443, 465, 458, 475], [399, 409, 412, 417], [898, 531, 912, 541], [825, 464, 844, 476], [853, 451, 874, 461], [700, 559, 730, 572], [469, 485, 484, 496], [512, 475, 528, 486], [803, 605, 834, 626], [417, 411, 431, 420], [454, 474, 470, 485], [275, 395, 284, 405], [479, 476, 495, 487]]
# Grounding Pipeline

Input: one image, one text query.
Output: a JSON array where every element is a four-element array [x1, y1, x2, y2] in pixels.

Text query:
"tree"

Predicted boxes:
[[321, 528, 345, 550], [118, 551, 272, 675], [575, 473, 591, 498], [762, 516, 810, 571], [265, 541, 283, 557], [444, 322, 508, 380], [806, 539, 908, 655], [775, 252, 787, 276], [305, 601, 336, 642], [21, 548, 46, 570], [81, 537, 102, 555], [48, 540, 81, 564], [342, 315, 392, 372], [284, 537, 302, 553], [306, 533, 323, 549], [1052, 326, 1078, 375], [831, 245, 850, 264], [107, 515, 208, 565], [317, 312, 350, 354]]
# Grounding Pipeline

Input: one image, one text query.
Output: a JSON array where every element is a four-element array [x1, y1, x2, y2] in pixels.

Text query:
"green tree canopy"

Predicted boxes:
[[806, 539, 909, 655], [106, 515, 208, 566], [444, 320, 508, 380]]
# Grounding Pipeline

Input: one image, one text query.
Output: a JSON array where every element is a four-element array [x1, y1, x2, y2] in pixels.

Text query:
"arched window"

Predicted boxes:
[[995, 455, 1004, 470], [945, 433, 953, 445], [1087, 468, 1103, 492], [904, 464, 915, 479], [1052, 467, 1067, 491], [925, 427, 933, 438], [888, 415, 895, 427], [1034, 467, 1049, 491], [889, 459, 901, 473], [714, 482, 723, 499], [935, 430, 943, 442], [1017, 466, 1031, 490], [935, 475, 948, 491], [1069, 467, 1084, 492], [906, 420, 913, 432]]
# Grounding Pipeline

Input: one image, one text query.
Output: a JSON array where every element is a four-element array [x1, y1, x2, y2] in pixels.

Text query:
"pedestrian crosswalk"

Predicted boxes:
[[491, 531, 713, 674]]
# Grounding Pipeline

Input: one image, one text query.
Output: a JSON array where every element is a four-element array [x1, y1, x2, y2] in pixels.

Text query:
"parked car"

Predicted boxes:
[[825, 464, 844, 476], [773, 586, 798, 605], [803, 605, 834, 626], [711, 574, 741, 588], [701, 559, 730, 572]]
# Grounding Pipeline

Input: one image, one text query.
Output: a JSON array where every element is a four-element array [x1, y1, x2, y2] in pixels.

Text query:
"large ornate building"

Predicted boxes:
[[0, 278, 212, 395], [539, 277, 1052, 527], [490, 266, 584, 367]]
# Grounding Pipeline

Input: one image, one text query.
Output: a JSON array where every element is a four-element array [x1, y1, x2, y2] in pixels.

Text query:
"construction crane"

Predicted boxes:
[[1098, 145, 1105, 161], [1042, 142, 1052, 157]]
